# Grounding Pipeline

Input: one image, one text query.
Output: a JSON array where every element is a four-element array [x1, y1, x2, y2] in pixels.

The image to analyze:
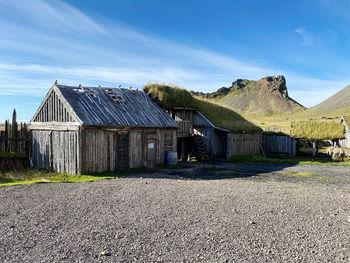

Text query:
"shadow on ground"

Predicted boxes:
[[133, 161, 300, 181]]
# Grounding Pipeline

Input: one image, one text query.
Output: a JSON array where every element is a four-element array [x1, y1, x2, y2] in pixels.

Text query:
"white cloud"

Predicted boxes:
[[0, 0, 348, 116], [0, 0, 108, 35], [295, 27, 319, 45]]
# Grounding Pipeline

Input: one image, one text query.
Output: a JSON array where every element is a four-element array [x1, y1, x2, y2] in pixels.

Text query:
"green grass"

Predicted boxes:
[[277, 171, 315, 177], [229, 154, 350, 166], [290, 121, 344, 140], [143, 84, 261, 132], [0, 167, 150, 187]]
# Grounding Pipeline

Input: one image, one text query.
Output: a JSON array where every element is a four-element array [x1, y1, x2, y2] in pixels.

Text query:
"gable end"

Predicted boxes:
[[31, 84, 81, 123]]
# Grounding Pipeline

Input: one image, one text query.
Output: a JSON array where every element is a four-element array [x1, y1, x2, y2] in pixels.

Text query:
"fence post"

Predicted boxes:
[[4, 120, 9, 152], [11, 109, 17, 153]]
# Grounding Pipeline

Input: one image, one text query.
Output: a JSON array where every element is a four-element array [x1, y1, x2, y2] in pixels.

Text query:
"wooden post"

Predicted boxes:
[[4, 120, 9, 152], [11, 109, 17, 153], [312, 140, 317, 157]]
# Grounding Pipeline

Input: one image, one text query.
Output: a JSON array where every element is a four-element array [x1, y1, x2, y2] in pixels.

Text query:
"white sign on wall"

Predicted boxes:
[[148, 142, 154, 149]]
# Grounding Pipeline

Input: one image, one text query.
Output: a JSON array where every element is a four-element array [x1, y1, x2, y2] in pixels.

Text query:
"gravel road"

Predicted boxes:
[[1, 164, 350, 262]]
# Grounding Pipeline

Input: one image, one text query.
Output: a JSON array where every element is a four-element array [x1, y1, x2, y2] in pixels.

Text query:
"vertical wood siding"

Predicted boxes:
[[33, 127, 177, 174], [262, 134, 297, 155], [32, 89, 78, 123], [229, 133, 262, 156], [81, 128, 177, 174], [32, 130, 80, 174], [212, 131, 227, 158]]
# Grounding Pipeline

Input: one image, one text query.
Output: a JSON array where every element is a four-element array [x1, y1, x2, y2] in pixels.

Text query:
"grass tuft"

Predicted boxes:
[[0, 167, 151, 187]]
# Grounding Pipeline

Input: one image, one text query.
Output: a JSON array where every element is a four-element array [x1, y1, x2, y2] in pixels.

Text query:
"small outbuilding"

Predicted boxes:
[[143, 84, 262, 161], [30, 82, 178, 174]]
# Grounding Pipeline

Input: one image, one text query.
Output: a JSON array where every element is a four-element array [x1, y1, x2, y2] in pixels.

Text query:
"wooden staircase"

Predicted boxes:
[[193, 134, 209, 161]]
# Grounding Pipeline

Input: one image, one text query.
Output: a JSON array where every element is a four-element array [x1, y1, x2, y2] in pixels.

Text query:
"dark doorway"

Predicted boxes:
[[116, 133, 129, 169]]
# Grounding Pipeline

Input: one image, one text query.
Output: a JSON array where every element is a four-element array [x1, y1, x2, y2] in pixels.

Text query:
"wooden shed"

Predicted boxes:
[[168, 107, 261, 161], [168, 107, 229, 160], [30, 82, 178, 174]]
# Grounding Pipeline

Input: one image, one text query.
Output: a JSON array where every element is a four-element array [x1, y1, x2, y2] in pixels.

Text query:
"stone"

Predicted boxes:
[[100, 250, 111, 256]]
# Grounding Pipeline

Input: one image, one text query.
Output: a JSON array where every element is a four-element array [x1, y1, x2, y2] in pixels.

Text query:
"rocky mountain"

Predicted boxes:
[[192, 75, 305, 116]]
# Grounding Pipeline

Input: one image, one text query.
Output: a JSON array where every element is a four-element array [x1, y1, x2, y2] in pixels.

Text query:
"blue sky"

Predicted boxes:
[[1, 0, 350, 122]]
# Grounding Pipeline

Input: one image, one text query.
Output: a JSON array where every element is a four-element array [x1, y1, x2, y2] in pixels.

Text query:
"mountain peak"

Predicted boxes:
[[230, 75, 288, 98], [192, 75, 304, 116]]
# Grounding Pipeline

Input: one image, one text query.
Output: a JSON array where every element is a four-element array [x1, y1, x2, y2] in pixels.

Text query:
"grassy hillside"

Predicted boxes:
[[144, 80, 349, 140], [193, 76, 305, 116], [308, 84, 350, 114], [143, 84, 261, 132], [244, 83, 350, 139]]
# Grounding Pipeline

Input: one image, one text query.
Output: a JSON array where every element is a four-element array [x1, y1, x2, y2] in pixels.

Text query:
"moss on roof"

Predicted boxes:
[[290, 121, 344, 140], [143, 84, 261, 132]]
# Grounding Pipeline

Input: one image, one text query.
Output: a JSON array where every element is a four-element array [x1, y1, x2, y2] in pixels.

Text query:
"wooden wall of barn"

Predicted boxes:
[[212, 130, 228, 158], [81, 128, 177, 174], [228, 132, 262, 156], [262, 134, 297, 156], [31, 130, 80, 174]]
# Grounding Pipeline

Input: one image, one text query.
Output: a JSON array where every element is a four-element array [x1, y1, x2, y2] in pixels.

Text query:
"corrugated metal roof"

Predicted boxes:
[[56, 84, 178, 128]]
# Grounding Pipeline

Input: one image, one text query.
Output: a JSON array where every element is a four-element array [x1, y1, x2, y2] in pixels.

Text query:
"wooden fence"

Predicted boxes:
[[262, 134, 297, 156], [229, 132, 262, 156], [0, 110, 31, 156]]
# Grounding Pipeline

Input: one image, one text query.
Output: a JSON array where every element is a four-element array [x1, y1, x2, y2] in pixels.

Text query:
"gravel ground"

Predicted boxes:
[[1, 163, 350, 262]]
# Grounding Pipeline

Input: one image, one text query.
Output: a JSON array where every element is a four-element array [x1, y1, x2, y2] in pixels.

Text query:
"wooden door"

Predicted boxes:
[[146, 131, 157, 167], [116, 133, 129, 170]]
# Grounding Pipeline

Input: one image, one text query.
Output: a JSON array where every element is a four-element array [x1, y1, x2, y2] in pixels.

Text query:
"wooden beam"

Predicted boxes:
[[30, 122, 81, 131]]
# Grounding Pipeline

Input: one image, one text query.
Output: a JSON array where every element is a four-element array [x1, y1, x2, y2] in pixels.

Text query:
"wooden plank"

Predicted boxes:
[[30, 122, 80, 131]]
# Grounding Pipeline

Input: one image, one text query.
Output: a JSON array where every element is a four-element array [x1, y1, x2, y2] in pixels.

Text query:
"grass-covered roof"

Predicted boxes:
[[290, 121, 344, 140], [143, 84, 261, 132]]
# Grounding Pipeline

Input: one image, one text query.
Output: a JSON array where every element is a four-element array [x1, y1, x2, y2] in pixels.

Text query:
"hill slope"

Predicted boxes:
[[308, 84, 350, 115], [192, 75, 305, 116]]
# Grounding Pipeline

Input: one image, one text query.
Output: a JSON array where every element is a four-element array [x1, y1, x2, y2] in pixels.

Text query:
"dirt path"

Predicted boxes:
[[1, 164, 350, 262]]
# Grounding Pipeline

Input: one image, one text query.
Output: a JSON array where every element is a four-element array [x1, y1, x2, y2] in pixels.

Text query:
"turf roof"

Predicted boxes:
[[290, 121, 344, 140], [143, 84, 261, 132]]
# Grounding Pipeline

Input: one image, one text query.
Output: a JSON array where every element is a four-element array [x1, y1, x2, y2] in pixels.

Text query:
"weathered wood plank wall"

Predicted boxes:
[[32, 89, 77, 123], [81, 128, 177, 174], [31, 130, 80, 174], [229, 133, 262, 156], [173, 109, 194, 138], [212, 131, 227, 158], [262, 134, 297, 155]]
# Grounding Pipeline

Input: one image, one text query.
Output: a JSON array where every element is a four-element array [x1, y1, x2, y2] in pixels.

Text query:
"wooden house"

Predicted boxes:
[[167, 107, 261, 161], [30, 82, 178, 174]]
